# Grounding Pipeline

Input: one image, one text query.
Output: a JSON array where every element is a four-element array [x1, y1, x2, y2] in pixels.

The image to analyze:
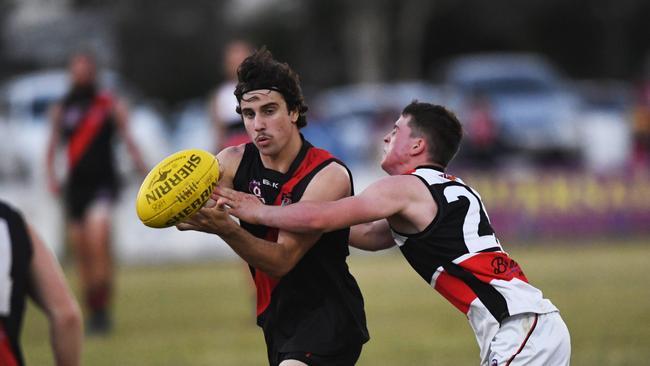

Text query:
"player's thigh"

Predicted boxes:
[[488, 312, 570, 366], [278, 344, 362, 366], [279, 360, 309, 366]]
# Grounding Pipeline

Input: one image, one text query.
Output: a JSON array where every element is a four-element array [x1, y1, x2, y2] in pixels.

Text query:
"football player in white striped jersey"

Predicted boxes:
[[1, 200, 82, 366], [216, 101, 571, 366]]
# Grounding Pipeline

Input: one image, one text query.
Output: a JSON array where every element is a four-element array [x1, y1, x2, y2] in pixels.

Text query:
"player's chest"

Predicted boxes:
[[62, 103, 92, 130]]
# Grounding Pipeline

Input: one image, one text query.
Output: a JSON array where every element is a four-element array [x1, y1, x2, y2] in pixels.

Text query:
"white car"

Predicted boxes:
[[438, 53, 584, 162]]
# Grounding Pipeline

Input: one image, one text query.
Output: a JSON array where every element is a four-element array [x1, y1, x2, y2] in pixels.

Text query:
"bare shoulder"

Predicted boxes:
[[364, 174, 429, 199], [313, 161, 350, 183], [303, 161, 352, 201], [216, 144, 245, 186]]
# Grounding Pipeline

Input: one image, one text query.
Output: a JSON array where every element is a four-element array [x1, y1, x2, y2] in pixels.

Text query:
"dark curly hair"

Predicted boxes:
[[234, 47, 308, 128]]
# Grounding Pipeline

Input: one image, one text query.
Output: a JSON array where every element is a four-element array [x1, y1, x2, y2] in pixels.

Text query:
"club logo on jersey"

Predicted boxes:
[[249, 180, 266, 204], [280, 193, 292, 206], [491, 359, 498, 366], [442, 173, 457, 181], [491, 256, 524, 277]]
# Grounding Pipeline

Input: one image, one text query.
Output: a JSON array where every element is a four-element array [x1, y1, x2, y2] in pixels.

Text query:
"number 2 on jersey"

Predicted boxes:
[[443, 185, 499, 253]]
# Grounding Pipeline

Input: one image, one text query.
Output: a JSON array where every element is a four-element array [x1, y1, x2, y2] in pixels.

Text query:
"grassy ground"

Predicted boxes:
[[21, 241, 650, 365]]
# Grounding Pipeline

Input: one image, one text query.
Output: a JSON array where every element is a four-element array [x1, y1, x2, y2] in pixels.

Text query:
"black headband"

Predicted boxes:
[[237, 85, 283, 101]]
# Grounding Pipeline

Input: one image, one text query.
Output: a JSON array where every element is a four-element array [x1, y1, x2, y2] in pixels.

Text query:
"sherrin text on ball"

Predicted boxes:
[[136, 149, 220, 228]]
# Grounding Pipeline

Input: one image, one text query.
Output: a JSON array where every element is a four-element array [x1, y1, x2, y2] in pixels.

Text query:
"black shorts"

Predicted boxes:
[[270, 344, 363, 366], [65, 183, 117, 220]]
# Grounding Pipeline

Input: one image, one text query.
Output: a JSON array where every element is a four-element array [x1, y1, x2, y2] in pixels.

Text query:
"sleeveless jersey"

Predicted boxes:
[[233, 139, 369, 354], [0, 202, 33, 366], [60, 87, 118, 188], [391, 167, 557, 352]]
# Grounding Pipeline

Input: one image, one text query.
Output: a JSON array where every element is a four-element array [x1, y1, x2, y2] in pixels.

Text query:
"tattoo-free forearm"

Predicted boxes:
[[253, 202, 339, 234], [218, 224, 295, 277]]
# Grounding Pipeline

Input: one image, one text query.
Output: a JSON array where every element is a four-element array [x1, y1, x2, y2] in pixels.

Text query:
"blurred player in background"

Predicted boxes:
[[210, 39, 254, 152], [45, 51, 148, 335], [178, 47, 369, 366], [1, 200, 82, 366], [217, 101, 571, 366]]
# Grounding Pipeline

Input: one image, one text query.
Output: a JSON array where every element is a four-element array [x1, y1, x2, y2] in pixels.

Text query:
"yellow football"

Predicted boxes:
[[136, 149, 220, 228]]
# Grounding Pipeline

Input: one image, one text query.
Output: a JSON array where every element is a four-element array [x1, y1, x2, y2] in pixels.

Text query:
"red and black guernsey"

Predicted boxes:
[[60, 87, 119, 195], [233, 138, 369, 356], [0, 202, 34, 366], [59, 86, 120, 219]]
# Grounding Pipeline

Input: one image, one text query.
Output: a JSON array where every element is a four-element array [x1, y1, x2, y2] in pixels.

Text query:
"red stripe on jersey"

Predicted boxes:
[[459, 252, 529, 284], [67, 93, 113, 170], [434, 272, 476, 314], [255, 228, 280, 316], [277, 147, 335, 197], [255, 270, 280, 316], [0, 324, 18, 366], [253, 146, 335, 316]]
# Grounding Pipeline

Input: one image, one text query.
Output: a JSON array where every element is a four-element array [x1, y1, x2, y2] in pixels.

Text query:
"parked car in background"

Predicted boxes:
[[574, 79, 633, 172], [310, 81, 444, 167], [436, 53, 584, 164]]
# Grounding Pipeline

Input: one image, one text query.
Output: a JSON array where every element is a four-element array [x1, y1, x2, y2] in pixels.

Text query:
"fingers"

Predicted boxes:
[[214, 186, 237, 199], [176, 222, 197, 231], [204, 198, 217, 208], [216, 196, 234, 209]]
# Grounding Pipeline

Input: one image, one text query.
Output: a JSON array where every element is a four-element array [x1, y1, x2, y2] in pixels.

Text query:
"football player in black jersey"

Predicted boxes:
[[45, 51, 148, 335], [177, 47, 369, 366], [1, 200, 82, 366], [216, 101, 571, 366]]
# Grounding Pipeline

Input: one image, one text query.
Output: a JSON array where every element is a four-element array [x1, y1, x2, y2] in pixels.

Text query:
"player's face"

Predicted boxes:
[[381, 114, 417, 175], [69, 55, 96, 87], [240, 89, 299, 157]]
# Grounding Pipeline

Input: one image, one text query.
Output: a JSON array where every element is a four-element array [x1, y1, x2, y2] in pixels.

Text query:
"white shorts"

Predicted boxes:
[[482, 311, 571, 366]]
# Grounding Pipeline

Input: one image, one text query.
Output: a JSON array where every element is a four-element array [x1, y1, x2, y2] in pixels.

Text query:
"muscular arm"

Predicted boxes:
[[349, 220, 396, 251], [218, 175, 413, 233], [218, 174, 438, 252], [178, 151, 351, 278], [27, 226, 82, 366]]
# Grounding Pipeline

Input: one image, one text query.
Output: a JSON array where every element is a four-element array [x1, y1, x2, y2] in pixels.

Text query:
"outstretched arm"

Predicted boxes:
[[27, 226, 82, 366], [349, 220, 396, 251], [216, 175, 414, 234]]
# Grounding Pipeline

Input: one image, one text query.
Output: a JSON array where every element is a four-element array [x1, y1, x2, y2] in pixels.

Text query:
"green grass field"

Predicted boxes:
[[22, 241, 650, 365]]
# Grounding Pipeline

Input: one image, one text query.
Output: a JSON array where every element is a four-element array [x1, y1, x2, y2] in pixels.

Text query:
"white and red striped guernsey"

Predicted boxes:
[[391, 166, 557, 356]]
